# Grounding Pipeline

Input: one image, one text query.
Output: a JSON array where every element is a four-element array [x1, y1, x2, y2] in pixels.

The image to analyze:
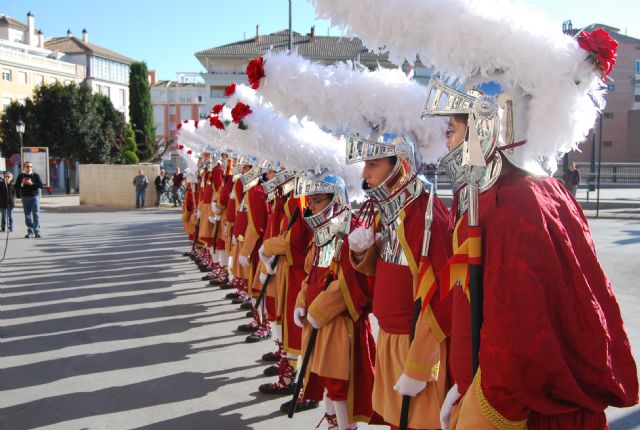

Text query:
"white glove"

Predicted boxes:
[[293, 307, 306, 328], [259, 272, 268, 285], [232, 235, 238, 246], [306, 310, 320, 329], [393, 373, 427, 397], [440, 384, 461, 430], [258, 245, 276, 274], [239, 255, 250, 267], [211, 201, 221, 215], [208, 215, 216, 224], [349, 226, 375, 253], [195, 209, 201, 219]]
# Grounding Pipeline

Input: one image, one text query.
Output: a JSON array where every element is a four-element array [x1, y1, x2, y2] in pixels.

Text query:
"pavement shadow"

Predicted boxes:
[[609, 408, 640, 430], [614, 230, 640, 246]]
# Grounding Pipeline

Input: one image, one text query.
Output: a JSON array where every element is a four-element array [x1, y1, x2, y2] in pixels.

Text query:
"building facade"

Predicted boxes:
[[150, 75, 206, 148], [570, 24, 640, 164], [0, 12, 85, 111], [194, 27, 394, 113], [45, 29, 134, 118]]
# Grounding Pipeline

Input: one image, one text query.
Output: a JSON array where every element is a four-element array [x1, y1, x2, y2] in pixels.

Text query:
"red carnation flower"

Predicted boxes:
[[246, 57, 265, 90], [211, 104, 224, 115], [231, 102, 252, 124], [178, 144, 184, 150], [224, 83, 236, 97], [187, 150, 193, 155], [210, 116, 225, 130], [194, 120, 199, 129], [183, 119, 189, 123], [176, 123, 182, 130], [577, 28, 619, 80]]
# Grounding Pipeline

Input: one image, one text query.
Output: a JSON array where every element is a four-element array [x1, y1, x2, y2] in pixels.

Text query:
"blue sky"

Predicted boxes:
[[2, 0, 638, 81]]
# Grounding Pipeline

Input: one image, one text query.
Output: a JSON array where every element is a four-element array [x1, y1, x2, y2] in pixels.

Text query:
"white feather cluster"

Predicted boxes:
[[226, 84, 364, 200], [259, 52, 447, 164], [311, 0, 606, 173]]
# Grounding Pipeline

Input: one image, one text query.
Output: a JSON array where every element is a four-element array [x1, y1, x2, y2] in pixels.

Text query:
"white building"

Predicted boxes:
[[0, 12, 85, 111], [45, 29, 133, 118]]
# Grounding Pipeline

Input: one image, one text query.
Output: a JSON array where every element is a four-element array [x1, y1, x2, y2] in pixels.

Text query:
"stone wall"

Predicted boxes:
[[79, 164, 159, 208]]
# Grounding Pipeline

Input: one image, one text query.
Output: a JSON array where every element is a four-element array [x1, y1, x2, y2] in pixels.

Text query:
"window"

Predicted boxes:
[[607, 83, 615, 91], [2, 97, 12, 107], [100, 85, 110, 97], [49, 77, 58, 84], [17, 71, 27, 85], [603, 141, 613, 148], [17, 96, 26, 105], [636, 95, 640, 103], [2, 69, 11, 81], [119, 89, 126, 107], [35, 74, 44, 85], [636, 60, 640, 73], [210, 85, 225, 98], [197, 95, 203, 103], [604, 112, 614, 119]]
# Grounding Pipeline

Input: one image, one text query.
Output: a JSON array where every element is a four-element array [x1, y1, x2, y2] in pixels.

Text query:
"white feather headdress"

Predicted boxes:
[[253, 52, 447, 164], [223, 84, 364, 200], [311, 0, 612, 173]]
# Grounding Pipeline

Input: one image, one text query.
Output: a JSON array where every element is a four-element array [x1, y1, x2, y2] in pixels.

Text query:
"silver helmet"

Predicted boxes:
[[346, 131, 427, 225], [422, 76, 542, 195], [262, 167, 296, 202], [294, 171, 351, 247]]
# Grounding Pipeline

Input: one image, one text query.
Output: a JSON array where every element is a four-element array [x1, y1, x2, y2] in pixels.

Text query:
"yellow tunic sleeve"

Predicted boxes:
[[263, 236, 287, 257], [307, 279, 348, 328], [349, 244, 378, 276], [404, 311, 441, 382], [240, 222, 259, 258]]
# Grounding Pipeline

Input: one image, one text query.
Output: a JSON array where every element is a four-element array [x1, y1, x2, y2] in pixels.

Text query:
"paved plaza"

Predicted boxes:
[[0, 205, 639, 429]]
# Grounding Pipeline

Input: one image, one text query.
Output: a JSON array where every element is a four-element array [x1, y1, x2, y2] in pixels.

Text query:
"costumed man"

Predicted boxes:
[[236, 159, 272, 341], [182, 176, 196, 242], [206, 149, 232, 285], [348, 133, 452, 430], [257, 169, 309, 394], [196, 153, 217, 274], [186, 157, 204, 260], [305, 1, 639, 427], [291, 171, 378, 430]]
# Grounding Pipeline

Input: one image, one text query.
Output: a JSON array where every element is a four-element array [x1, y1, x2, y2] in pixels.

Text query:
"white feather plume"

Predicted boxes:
[[311, 0, 607, 173], [257, 52, 447, 164], [225, 84, 364, 200]]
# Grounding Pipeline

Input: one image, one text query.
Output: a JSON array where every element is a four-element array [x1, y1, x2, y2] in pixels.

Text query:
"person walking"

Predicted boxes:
[[15, 162, 43, 238], [133, 169, 148, 209], [1, 171, 16, 233], [154, 169, 168, 207], [171, 168, 185, 207], [562, 162, 581, 196]]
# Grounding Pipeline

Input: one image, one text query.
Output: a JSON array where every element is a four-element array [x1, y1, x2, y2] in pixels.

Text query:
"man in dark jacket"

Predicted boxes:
[[154, 169, 168, 207], [1, 171, 16, 233], [15, 162, 43, 238]]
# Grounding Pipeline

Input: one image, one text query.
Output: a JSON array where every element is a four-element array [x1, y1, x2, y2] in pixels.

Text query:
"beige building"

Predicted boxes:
[[0, 12, 85, 111]]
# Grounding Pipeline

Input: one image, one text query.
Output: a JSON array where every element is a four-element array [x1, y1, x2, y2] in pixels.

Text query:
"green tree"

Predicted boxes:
[[121, 124, 139, 164], [129, 61, 156, 161], [0, 100, 35, 158]]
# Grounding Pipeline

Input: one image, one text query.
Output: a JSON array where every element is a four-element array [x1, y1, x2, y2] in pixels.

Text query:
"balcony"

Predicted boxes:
[[0, 45, 86, 79]]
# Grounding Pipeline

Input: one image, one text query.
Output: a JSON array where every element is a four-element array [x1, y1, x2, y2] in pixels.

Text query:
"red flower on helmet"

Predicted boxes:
[[577, 28, 619, 80], [231, 102, 252, 124], [177, 123, 182, 130], [187, 150, 193, 155], [210, 116, 225, 130], [224, 83, 236, 97], [246, 57, 265, 89], [178, 144, 184, 150], [211, 104, 224, 115], [183, 119, 189, 123], [194, 120, 199, 128]]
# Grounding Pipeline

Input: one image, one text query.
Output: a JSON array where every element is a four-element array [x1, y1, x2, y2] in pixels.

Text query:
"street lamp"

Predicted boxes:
[[16, 118, 25, 168]]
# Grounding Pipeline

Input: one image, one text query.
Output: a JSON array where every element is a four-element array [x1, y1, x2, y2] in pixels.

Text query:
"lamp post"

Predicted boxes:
[[16, 118, 25, 169]]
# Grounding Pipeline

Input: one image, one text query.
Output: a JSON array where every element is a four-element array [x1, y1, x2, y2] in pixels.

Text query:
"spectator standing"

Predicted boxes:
[[133, 169, 149, 209], [15, 162, 43, 238], [154, 169, 168, 207], [171, 168, 185, 207], [563, 161, 581, 196], [1, 171, 16, 233]]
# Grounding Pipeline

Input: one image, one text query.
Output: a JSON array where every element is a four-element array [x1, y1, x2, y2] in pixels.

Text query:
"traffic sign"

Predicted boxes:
[[9, 153, 20, 164]]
